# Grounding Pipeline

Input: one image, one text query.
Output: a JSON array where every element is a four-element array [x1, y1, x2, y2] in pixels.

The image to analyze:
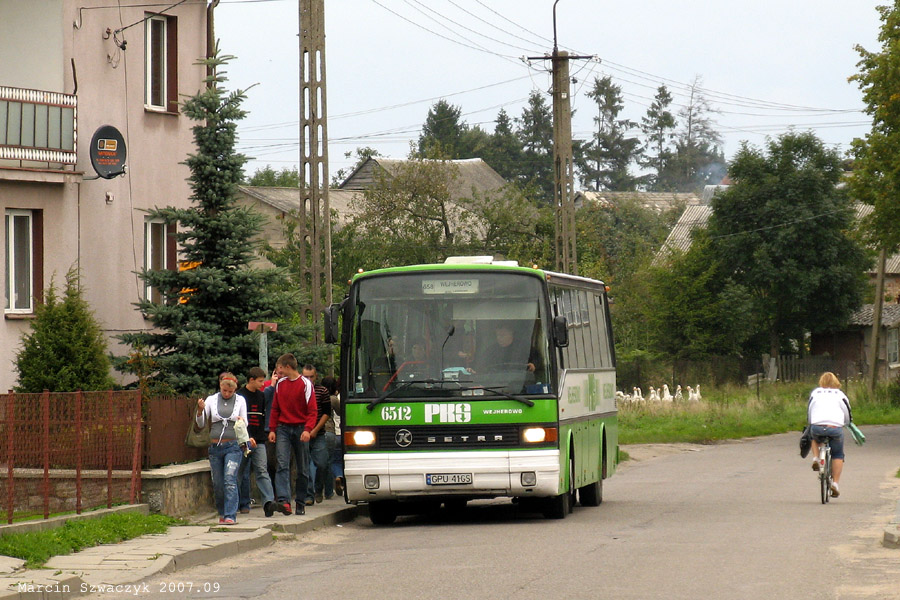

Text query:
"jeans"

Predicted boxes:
[[239, 441, 275, 509], [274, 424, 310, 504], [811, 424, 845, 459], [331, 434, 344, 479], [208, 441, 242, 521], [307, 432, 336, 500]]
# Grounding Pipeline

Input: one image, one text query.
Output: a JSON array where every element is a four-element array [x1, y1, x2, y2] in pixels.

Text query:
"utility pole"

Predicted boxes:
[[298, 0, 333, 342], [867, 247, 887, 391], [528, 1, 590, 275]]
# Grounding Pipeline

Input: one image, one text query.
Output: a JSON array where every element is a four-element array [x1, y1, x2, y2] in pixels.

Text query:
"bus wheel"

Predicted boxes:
[[579, 478, 602, 507], [368, 500, 398, 525], [543, 457, 574, 519]]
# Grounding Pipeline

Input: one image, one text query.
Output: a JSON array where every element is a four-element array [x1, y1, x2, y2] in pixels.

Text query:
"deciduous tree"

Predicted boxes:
[[708, 132, 870, 356]]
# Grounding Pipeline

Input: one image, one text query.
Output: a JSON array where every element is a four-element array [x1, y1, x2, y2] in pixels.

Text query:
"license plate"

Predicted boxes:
[[426, 473, 473, 485]]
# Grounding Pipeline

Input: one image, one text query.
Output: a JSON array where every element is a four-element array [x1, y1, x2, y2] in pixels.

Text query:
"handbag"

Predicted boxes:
[[799, 425, 812, 458], [847, 422, 866, 446], [185, 411, 210, 448]]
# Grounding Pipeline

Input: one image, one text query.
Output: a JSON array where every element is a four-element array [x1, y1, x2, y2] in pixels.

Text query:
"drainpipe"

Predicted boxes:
[[206, 0, 220, 84]]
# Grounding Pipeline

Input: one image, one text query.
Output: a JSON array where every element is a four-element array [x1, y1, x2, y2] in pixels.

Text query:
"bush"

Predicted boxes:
[[15, 269, 114, 392]]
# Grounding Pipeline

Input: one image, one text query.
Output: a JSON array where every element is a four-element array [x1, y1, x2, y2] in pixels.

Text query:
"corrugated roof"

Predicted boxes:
[[652, 205, 713, 265], [339, 157, 507, 200], [236, 186, 361, 223], [576, 190, 702, 213], [654, 198, 900, 273], [848, 303, 900, 328]]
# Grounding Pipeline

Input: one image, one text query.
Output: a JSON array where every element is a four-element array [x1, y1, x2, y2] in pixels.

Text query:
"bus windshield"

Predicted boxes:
[[348, 272, 553, 399]]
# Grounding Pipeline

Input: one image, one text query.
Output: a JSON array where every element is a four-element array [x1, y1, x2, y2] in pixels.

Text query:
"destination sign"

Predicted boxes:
[[422, 279, 479, 294]]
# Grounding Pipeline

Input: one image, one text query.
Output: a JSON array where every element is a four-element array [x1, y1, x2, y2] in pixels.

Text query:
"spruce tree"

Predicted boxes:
[[116, 50, 302, 394], [15, 269, 114, 392], [577, 76, 643, 191]]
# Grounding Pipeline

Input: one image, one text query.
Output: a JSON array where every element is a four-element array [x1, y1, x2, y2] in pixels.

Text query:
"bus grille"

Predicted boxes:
[[376, 425, 523, 450]]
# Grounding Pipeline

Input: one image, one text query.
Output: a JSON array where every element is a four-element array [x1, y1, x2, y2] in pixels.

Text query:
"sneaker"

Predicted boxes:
[[219, 518, 235, 525], [295, 502, 306, 515], [281, 502, 292, 516], [334, 477, 344, 496], [305, 498, 315, 506], [315, 491, 324, 504], [830, 482, 840, 498], [264, 501, 276, 518], [812, 460, 820, 472], [239, 507, 250, 514]]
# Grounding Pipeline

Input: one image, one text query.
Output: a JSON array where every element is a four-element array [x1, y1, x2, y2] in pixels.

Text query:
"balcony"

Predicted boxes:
[[0, 86, 76, 170]]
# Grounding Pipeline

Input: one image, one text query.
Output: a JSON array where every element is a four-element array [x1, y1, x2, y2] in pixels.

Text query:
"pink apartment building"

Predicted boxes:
[[0, 0, 214, 391]]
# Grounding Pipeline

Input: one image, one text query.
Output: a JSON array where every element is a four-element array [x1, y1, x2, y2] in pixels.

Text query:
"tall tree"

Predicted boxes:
[[848, 2, 900, 252], [515, 90, 555, 204], [15, 269, 114, 392], [116, 51, 303, 394], [417, 100, 467, 159], [577, 76, 643, 191], [707, 132, 870, 356], [660, 77, 726, 192], [639, 85, 677, 191], [481, 109, 523, 181]]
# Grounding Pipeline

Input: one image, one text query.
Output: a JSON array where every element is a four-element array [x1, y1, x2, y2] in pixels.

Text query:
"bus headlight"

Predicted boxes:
[[522, 427, 557, 443], [350, 430, 376, 446]]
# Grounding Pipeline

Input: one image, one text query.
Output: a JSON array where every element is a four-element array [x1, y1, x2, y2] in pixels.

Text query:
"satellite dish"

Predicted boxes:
[[89, 125, 127, 179]]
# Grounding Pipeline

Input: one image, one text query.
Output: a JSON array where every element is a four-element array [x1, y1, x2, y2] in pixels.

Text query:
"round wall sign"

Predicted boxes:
[[89, 125, 127, 179]]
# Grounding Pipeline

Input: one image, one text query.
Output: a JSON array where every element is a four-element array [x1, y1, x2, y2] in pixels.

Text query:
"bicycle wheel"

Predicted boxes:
[[825, 448, 833, 503], [820, 464, 828, 504]]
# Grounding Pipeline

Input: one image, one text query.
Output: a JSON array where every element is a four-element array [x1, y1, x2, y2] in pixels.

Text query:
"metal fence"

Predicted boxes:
[[143, 395, 207, 469], [0, 390, 142, 523], [616, 354, 863, 392]]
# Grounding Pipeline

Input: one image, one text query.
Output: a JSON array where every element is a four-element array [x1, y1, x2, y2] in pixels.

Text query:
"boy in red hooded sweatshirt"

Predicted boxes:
[[267, 353, 317, 515]]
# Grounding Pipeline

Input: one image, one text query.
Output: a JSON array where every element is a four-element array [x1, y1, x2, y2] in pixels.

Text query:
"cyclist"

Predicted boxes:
[[807, 371, 852, 498]]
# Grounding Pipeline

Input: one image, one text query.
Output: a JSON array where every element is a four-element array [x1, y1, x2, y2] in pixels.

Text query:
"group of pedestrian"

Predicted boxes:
[[194, 353, 343, 525]]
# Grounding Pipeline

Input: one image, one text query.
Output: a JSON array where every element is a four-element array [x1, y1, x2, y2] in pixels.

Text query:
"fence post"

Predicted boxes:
[[6, 392, 15, 524], [76, 390, 83, 515], [106, 389, 113, 509], [42, 389, 50, 520], [130, 391, 142, 504]]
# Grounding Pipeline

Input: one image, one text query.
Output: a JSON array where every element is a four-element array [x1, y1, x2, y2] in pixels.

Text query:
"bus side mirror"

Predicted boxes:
[[323, 304, 340, 344], [553, 315, 569, 348]]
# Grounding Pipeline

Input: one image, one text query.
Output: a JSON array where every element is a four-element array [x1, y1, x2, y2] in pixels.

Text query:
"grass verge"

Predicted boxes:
[[0, 512, 179, 569], [619, 380, 900, 445]]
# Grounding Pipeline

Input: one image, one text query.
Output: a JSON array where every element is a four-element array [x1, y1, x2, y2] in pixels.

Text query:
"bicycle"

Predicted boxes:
[[813, 436, 833, 504]]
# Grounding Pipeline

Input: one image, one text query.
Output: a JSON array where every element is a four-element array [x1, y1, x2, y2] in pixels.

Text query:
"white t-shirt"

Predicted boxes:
[[807, 387, 851, 428]]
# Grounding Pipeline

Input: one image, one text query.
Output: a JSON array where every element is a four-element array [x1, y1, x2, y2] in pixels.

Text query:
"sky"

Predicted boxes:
[[213, 0, 885, 183]]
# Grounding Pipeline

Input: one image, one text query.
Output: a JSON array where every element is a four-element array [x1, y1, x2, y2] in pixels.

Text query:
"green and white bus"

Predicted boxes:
[[324, 257, 618, 524]]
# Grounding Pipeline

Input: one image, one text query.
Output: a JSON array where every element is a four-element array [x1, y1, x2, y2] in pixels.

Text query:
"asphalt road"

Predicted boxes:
[[87, 425, 900, 600]]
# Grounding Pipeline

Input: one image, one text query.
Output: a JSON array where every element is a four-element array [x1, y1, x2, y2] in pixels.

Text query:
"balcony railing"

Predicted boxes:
[[0, 86, 77, 167]]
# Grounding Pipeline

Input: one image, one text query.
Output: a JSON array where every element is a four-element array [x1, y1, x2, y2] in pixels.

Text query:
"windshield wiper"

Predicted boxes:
[[366, 379, 437, 411], [458, 385, 535, 407]]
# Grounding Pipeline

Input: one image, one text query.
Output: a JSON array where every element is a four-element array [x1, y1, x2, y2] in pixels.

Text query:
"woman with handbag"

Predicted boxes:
[[195, 372, 247, 524]]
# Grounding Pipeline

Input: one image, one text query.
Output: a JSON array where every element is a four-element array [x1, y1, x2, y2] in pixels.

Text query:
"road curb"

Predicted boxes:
[[0, 505, 359, 599], [883, 525, 900, 549]]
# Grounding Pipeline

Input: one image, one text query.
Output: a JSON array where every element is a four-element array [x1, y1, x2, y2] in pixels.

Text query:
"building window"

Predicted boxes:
[[888, 328, 899, 365], [144, 14, 178, 112], [144, 219, 174, 304], [5, 209, 42, 314]]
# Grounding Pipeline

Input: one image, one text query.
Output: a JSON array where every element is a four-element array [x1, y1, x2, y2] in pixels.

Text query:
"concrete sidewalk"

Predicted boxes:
[[0, 496, 357, 599]]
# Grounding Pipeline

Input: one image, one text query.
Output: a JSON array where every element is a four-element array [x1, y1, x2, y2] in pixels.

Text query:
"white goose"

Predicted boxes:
[[661, 384, 673, 402]]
